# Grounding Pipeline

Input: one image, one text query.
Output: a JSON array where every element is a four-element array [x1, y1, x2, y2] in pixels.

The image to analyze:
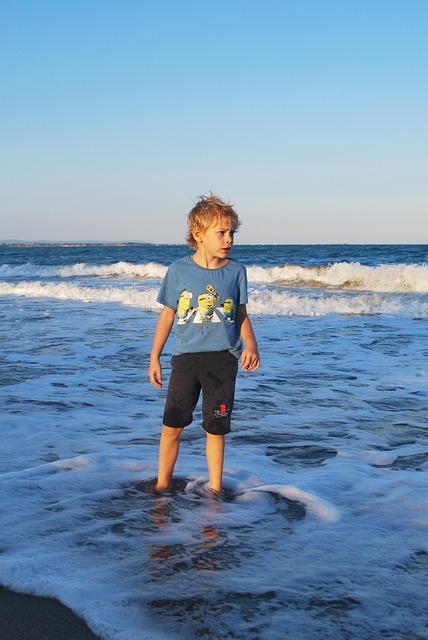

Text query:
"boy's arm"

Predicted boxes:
[[236, 304, 260, 372], [148, 306, 175, 389]]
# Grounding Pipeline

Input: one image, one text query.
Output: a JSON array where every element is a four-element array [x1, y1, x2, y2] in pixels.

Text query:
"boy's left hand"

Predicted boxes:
[[241, 347, 260, 372]]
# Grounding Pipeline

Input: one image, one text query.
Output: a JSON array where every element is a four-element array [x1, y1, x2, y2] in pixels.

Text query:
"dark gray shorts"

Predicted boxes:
[[163, 351, 239, 435]]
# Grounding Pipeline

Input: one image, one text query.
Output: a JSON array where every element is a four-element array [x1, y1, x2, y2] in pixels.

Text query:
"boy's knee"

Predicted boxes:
[[161, 425, 183, 439], [206, 432, 224, 441]]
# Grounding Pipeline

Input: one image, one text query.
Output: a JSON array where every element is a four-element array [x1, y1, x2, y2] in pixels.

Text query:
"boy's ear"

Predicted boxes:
[[192, 225, 203, 243]]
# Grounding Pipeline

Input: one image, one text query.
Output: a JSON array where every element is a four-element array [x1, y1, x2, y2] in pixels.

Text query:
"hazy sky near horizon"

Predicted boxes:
[[1, 0, 427, 244]]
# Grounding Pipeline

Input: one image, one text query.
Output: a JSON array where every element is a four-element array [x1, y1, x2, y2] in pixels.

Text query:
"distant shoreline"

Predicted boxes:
[[0, 241, 149, 247]]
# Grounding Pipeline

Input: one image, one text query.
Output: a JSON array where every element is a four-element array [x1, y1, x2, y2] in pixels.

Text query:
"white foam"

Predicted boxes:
[[58, 261, 168, 280], [0, 281, 161, 310], [2, 260, 428, 293], [247, 262, 428, 293], [245, 484, 339, 522], [0, 261, 167, 280], [246, 288, 428, 317], [1, 280, 427, 317]]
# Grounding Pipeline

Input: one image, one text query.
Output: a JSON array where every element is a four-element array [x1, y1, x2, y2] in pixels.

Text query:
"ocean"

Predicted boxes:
[[1, 243, 427, 639]]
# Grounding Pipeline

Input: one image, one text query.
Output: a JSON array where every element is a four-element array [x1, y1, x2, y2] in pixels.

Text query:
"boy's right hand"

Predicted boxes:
[[148, 358, 162, 389]]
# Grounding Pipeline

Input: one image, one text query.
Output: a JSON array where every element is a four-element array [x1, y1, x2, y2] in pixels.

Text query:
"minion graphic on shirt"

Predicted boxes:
[[197, 291, 215, 321], [221, 298, 235, 321], [177, 289, 194, 324], [177, 284, 235, 325]]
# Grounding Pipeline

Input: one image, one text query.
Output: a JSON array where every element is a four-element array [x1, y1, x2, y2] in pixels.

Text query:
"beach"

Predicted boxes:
[[0, 586, 100, 640], [1, 243, 427, 639]]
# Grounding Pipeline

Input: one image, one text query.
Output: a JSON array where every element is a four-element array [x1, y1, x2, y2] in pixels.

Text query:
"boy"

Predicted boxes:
[[148, 194, 260, 494]]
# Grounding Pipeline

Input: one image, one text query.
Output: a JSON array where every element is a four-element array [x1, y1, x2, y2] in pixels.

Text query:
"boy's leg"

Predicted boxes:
[[200, 352, 237, 493], [158, 354, 200, 492], [156, 425, 183, 492], [206, 433, 225, 493]]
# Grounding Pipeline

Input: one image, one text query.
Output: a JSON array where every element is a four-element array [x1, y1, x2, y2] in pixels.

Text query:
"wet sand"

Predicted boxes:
[[0, 585, 100, 640]]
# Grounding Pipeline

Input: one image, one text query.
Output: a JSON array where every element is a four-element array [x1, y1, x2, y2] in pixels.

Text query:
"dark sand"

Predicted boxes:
[[0, 585, 101, 640]]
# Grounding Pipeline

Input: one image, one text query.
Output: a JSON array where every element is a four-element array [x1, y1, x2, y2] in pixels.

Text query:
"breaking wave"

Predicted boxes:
[[1, 280, 427, 317], [0, 261, 167, 280], [247, 262, 428, 293], [0, 281, 161, 310], [1, 261, 427, 293]]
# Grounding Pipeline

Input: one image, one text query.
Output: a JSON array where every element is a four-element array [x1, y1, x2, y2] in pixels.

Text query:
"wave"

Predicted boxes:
[[247, 262, 428, 293], [1, 260, 428, 293], [2, 281, 427, 317], [0, 261, 167, 280], [0, 281, 161, 310], [247, 288, 428, 317]]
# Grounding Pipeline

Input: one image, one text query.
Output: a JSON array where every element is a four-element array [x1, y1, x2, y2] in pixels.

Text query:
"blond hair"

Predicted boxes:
[[186, 194, 241, 248]]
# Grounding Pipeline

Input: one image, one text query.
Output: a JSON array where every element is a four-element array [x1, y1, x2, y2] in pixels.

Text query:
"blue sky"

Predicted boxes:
[[1, 0, 427, 244]]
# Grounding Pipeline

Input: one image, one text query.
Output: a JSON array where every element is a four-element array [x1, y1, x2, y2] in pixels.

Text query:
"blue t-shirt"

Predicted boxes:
[[157, 255, 248, 357]]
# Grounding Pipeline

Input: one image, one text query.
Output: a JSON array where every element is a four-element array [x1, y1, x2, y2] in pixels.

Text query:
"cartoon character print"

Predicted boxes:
[[195, 284, 221, 323], [221, 298, 235, 322], [177, 284, 236, 324], [197, 291, 216, 321], [177, 289, 193, 324]]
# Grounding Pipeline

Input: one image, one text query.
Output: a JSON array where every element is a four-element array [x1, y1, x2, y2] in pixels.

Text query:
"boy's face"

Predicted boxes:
[[195, 218, 235, 260]]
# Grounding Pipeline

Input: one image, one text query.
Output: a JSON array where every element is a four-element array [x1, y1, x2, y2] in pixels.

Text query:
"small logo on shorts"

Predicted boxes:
[[214, 403, 229, 418]]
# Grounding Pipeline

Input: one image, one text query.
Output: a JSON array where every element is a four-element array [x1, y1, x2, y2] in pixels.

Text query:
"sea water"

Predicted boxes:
[[0, 244, 427, 640]]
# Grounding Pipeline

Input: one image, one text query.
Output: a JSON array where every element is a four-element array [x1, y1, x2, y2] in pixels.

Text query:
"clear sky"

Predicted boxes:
[[1, 0, 427, 244]]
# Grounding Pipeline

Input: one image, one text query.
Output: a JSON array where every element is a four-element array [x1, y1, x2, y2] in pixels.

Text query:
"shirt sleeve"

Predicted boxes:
[[238, 266, 248, 305], [157, 264, 178, 310]]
